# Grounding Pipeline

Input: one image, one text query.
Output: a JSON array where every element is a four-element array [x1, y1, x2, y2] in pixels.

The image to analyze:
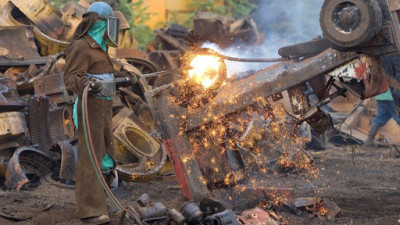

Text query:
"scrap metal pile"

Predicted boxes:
[[122, 194, 290, 225], [1, 0, 400, 223], [143, 0, 400, 208], [0, 0, 171, 190], [0, 0, 272, 193]]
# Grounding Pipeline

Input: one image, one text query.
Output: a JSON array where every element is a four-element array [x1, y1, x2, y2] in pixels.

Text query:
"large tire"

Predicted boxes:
[[320, 0, 382, 48]]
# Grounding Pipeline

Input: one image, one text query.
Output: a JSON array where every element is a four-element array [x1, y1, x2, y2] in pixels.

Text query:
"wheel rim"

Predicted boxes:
[[333, 2, 362, 34]]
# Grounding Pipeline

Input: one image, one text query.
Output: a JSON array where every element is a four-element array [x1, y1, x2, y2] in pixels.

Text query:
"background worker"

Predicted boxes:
[[365, 88, 400, 146], [63, 2, 138, 224]]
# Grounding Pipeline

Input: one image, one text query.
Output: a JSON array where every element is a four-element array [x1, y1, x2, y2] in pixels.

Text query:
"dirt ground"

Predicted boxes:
[[0, 144, 399, 225]]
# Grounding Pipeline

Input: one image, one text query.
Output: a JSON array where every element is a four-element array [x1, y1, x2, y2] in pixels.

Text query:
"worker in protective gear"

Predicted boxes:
[[365, 88, 400, 146], [63, 2, 137, 224]]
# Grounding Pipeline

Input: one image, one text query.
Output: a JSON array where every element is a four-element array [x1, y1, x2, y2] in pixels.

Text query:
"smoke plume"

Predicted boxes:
[[203, 0, 324, 77]]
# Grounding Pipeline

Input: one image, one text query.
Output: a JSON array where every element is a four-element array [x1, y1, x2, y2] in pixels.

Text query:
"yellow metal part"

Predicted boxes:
[[114, 117, 160, 158], [118, 29, 139, 49], [33, 26, 69, 56], [10, 0, 65, 38], [0, 112, 26, 142], [0, 1, 26, 26], [142, 0, 226, 29], [109, 30, 139, 55]]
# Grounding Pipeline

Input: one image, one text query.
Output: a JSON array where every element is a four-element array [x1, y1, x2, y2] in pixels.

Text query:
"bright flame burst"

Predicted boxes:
[[188, 55, 221, 89]]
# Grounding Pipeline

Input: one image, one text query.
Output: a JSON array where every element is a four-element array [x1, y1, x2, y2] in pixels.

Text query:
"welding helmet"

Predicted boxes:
[[87, 2, 119, 47]]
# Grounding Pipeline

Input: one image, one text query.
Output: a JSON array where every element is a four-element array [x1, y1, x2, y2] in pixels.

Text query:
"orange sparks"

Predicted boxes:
[[187, 55, 222, 89]]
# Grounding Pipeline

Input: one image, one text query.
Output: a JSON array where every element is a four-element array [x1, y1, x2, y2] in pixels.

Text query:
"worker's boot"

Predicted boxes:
[[82, 215, 110, 224], [364, 123, 380, 147]]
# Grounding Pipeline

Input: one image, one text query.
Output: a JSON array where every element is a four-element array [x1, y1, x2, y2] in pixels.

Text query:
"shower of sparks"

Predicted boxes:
[[187, 55, 222, 89], [169, 53, 322, 207]]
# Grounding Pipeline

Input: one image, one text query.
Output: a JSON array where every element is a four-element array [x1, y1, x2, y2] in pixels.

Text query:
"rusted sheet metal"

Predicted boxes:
[[28, 96, 76, 153], [287, 84, 308, 115], [33, 73, 75, 104], [327, 56, 370, 80], [0, 2, 26, 26], [362, 56, 390, 98], [0, 80, 27, 110], [238, 208, 278, 225], [0, 112, 26, 142], [10, 0, 65, 38], [387, 0, 400, 11], [144, 89, 209, 200], [33, 26, 69, 56], [154, 29, 188, 52], [186, 48, 358, 130], [0, 58, 47, 67], [327, 54, 389, 98], [5, 146, 59, 190], [278, 38, 332, 58], [33, 73, 66, 95], [194, 11, 261, 48], [0, 26, 41, 60], [59, 1, 85, 41]]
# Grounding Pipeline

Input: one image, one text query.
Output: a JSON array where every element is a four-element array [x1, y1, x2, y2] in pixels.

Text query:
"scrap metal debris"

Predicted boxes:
[[126, 194, 287, 225], [149, 11, 262, 52], [4, 146, 60, 190], [0, 0, 169, 190], [0, 0, 399, 224], [293, 197, 341, 221]]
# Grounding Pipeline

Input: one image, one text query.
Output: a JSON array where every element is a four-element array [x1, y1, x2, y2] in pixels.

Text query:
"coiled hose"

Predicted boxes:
[[82, 85, 129, 222]]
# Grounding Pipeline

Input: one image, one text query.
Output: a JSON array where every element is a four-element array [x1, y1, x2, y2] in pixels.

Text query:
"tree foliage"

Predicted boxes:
[[50, 0, 77, 9], [226, 0, 258, 19], [117, 0, 155, 49], [49, 0, 256, 49], [183, 0, 257, 27]]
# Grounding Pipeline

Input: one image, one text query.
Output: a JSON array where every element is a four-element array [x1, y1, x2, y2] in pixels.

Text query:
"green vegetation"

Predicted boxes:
[[183, 0, 257, 27], [48, 0, 257, 49], [50, 0, 77, 9], [226, 0, 257, 19], [117, 0, 155, 50]]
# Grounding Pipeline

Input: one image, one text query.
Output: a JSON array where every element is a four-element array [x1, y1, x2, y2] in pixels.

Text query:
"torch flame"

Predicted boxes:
[[188, 55, 222, 89]]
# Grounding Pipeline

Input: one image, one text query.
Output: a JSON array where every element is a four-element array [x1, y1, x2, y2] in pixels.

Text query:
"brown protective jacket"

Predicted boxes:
[[64, 33, 115, 219], [64, 35, 114, 95]]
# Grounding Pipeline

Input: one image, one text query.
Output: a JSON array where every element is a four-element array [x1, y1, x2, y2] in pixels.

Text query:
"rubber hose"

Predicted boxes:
[[198, 48, 283, 63], [82, 85, 129, 218], [217, 54, 283, 63]]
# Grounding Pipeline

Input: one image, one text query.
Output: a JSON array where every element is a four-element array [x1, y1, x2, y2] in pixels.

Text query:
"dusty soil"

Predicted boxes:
[[0, 144, 399, 225]]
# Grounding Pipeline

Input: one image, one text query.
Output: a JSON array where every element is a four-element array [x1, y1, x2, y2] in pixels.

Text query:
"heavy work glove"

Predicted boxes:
[[88, 78, 102, 94], [90, 81, 102, 93], [127, 71, 140, 85]]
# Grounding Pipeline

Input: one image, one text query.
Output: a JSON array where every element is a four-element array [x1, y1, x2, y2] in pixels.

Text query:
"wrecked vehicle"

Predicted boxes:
[[141, 0, 400, 207]]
